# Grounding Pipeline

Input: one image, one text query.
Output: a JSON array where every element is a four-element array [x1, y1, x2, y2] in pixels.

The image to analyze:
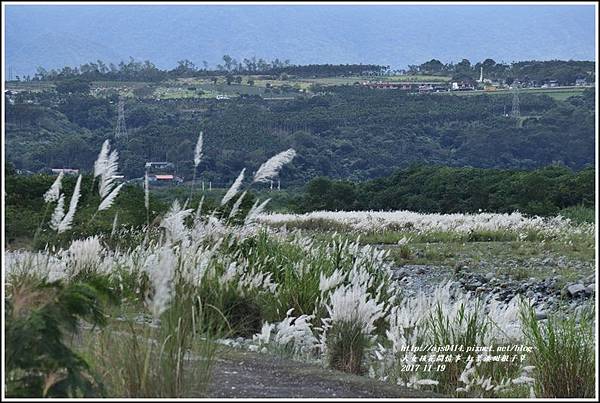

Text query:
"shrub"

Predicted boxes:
[[326, 321, 370, 374], [520, 304, 595, 397], [5, 276, 112, 397]]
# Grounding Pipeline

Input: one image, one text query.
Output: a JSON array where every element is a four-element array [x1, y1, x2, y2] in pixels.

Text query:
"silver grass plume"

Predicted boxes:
[[160, 199, 193, 241], [111, 212, 119, 237], [49, 194, 65, 230], [194, 195, 209, 220], [194, 131, 204, 167], [253, 149, 296, 183], [57, 175, 82, 233], [244, 198, 271, 225], [228, 191, 247, 219], [144, 172, 150, 210], [98, 183, 124, 211], [43, 171, 64, 203], [98, 149, 119, 199], [221, 168, 245, 206], [94, 140, 110, 178]]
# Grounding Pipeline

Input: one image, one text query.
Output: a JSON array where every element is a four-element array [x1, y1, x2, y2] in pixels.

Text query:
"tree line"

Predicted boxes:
[[410, 59, 595, 86], [27, 56, 387, 83], [297, 164, 595, 217]]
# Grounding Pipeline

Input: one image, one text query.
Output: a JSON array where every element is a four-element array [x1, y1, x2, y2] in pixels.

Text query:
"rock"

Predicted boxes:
[[586, 283, 595, 294], [392, 269, 408, 281], [415, 267, 426, 275], [484, 272, 494, 282], [535, 311, 548, 320], [566, 283, 587, 298]]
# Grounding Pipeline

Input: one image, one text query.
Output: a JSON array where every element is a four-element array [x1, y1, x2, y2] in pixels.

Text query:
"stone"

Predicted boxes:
[[535, 311, 548, 320], [566, 283, 587, 298], [392, 269, 408, 281]]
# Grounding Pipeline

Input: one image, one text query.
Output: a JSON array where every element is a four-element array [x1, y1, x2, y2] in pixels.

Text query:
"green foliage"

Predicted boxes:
[[299, 165, 595, 216], [520, 304, 595, 398], [326, 321, 370, 375], [55, 78, 91, 95], [5, 277, 113, 397], [558, 204, 595, 224], [4, 173, 166, 248], [6, 77, 594, 184]]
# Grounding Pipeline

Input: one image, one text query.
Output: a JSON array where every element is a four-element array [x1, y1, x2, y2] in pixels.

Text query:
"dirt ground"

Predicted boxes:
[[206, 348, 442, 398]]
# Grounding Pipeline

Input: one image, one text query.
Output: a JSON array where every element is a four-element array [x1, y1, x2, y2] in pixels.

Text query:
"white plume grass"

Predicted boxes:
[[194, 131, 204, 167], [94, 140, 110, 178], [57, 175, 82, 233], [98, 183, 124, 212], [144, 172, 150, 210], [111, 212, 119, 237], [253, 148, 296, 183], [43, 171, 64, 203], [228, 191, 247, 219], [98, 149, 119, 199], [245, 198, 271, 225], [221, 168, 245, 206], [49, 194, 65, 230]]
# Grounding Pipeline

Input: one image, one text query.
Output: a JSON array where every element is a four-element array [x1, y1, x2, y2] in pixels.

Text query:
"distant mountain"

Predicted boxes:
[[5, 4, 596, 77]]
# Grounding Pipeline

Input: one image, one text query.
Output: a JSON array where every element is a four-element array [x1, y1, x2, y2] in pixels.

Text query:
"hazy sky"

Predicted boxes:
[[4, 3, 596, 76]]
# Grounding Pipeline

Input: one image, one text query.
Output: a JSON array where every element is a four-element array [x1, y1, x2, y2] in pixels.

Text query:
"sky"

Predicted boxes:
[[4, 3, 597, 77]]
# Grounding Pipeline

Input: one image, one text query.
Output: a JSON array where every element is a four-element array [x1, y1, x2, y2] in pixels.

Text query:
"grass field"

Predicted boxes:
[[446, 86, 588, 101], [7, 76, 590, 102]]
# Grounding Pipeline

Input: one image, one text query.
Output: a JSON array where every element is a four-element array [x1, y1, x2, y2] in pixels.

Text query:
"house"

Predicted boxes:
[[575, 78, 588, 87], [145, 161, 181, 185], [451, 81, 475, 91], [51, 168, 79, 175]]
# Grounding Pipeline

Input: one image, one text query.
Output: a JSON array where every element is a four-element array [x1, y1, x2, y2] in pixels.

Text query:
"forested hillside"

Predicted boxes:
[[5, 85, 594, 184]]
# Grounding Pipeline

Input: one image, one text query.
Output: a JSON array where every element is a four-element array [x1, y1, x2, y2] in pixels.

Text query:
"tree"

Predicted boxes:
[[420, 59, 444, 74], [55, 79, 91, 95], [222, 55, 233, 71], [456, 58, 472, 74]]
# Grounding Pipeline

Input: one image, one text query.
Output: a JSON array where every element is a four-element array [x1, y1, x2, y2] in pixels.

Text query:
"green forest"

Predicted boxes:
[[298, 164, 595, 218], [5, 83, 595, 185]]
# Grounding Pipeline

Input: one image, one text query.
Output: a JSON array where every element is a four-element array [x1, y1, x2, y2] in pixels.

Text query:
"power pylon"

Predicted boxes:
[[115, 96, 128, 142], [510, 85, 520, 119]]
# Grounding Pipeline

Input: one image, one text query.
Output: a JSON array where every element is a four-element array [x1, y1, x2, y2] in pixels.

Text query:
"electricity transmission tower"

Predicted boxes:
[[115, 96, 128, 142], [510, 85, 520, 119]]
